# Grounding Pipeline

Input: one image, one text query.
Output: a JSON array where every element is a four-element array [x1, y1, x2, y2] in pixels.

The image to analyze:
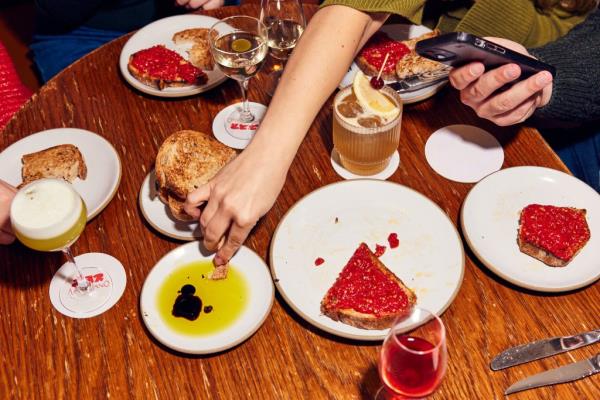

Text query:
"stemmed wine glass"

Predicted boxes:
[[210, 16, 269, 143], [260, 0, 306, 96], [10, 179, 115, 316], [377, 308, 447, 399]]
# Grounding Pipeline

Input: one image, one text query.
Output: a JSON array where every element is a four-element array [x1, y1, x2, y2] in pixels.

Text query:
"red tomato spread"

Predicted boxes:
[[360, 33, 410, 74], [375, 244, 386, 257], [130, 45, 203, 84], [388, 233, 399, 249], [314, 257, 325, 266], [323, 243, 410, 317], [519, 204, 590, 261]]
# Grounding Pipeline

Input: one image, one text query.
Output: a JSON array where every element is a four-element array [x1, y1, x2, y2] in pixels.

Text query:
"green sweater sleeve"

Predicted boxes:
[[320, 0, 426, 26], [454, 0, 589, 47]]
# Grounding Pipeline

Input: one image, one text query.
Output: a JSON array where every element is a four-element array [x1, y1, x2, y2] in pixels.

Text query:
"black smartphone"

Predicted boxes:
[[416, 32, 555, 80]]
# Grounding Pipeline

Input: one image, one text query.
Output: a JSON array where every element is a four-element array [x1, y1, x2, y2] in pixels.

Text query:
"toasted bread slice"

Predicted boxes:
[[518, 204, 590, 267], [21, 144, 87, 186], [396, 52, 445, 80], [172, 28, 212, 44], [127, 45, 208, 90], [402, 30, 440, 51], [321, 243, 416, 330], [355, 32, 408, 81], [188, 41, 214, 71], [155, 130, 236, 221]]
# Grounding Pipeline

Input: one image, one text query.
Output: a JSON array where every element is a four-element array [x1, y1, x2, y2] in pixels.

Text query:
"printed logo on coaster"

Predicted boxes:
[[213, 102, 267, 149], [49, 253, 127, 319], [425, 124, 504, 183]]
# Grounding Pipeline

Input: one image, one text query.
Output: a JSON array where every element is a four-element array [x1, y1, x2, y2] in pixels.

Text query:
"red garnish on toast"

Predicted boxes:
[[128, 45, 207, 90], [320, 243, 416, 330], [518, 204, 590, 267]]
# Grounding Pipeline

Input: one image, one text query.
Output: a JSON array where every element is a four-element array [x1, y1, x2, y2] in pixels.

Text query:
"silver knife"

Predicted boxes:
[[388, 66, 451, 93], [505, 353, 600, 395], [491, 328, 600, 370]]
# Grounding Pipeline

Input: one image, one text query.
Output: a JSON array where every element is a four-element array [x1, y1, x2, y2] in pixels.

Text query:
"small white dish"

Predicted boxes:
[[425, 124, 504, 183], [138, 170, 200, 241], [119, 14, 228, 97], [461, 166, 600, 292], [270, 180, 464, 341], [330, 149, 400, 181], [340, 24, 447, 105], [140, 241, 274, 354], [0, 128, 121, 220]]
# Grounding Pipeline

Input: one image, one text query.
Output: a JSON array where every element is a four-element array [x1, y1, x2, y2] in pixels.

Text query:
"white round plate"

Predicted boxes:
[[0, 128, 121, 220], [270, 180, 464, 340], [119, 14, 228, 97], [330, 149, 400, 181], [140, 242, 274, 354], [49, 252, 127, 319], [139, 170, 200, 241], [339, 24, 447, 104], [425, 125, 504, 183], [461, 166, 600, 292]]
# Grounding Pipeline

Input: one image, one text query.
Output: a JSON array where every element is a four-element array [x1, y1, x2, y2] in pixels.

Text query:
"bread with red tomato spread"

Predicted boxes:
[[127, 45, 208, 90], [518, 204, 590, 267], [321, 243, 416, 330]]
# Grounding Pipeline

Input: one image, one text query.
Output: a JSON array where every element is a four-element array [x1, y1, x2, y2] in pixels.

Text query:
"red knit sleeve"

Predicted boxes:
[[0, 41, 32, 130]]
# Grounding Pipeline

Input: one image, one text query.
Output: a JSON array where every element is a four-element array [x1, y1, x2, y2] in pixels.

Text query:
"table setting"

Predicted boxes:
[[0, 3, 598, 399]]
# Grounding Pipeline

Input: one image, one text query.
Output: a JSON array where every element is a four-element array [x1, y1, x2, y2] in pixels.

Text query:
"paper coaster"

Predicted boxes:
[[330, 149, 400, 181], [425, 124, 504, 183], [212, 102, 267, 150], [49, 253, 126, 319]]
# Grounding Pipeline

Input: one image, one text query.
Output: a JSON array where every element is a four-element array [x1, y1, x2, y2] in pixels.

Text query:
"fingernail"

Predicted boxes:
[[505, 65, 519, 79], [470, 64, 484, 76], [537, 72, 552, 85]]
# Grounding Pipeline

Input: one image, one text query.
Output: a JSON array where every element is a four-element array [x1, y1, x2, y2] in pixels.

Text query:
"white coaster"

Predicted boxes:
[[425, 124, 504, 183], [330, 149, 400, 180], [212, 102, 267, 150], [49, 253, 127, 319]]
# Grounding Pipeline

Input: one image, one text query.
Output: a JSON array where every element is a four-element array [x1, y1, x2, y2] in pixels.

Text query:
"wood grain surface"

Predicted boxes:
[[1, 4, 598, 400]]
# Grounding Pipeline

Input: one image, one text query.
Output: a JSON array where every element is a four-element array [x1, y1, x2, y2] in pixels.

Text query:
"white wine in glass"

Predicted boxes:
[[261, 0, 306, 95], [11, 179, 113, 314]]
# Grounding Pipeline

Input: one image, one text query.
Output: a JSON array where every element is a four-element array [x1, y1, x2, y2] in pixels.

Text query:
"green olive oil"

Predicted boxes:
[[157, 261, 248, 336]]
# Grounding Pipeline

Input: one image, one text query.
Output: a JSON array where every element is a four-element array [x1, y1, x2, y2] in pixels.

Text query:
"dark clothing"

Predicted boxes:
[[528, 10, 600, 192]]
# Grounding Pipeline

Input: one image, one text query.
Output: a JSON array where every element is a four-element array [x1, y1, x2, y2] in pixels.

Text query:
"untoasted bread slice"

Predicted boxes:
[[321, 243, 416, 330], [21, 144, 87, 186], [517, 204, 590, 267], [155, 130, 236, 221]]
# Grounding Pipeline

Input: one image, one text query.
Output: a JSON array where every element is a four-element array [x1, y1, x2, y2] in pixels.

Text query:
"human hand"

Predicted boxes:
[[184, 149, 287, 267], [175, 0, 225, 10], [448, 37, 553, 126], [0, 180, 17, 244]]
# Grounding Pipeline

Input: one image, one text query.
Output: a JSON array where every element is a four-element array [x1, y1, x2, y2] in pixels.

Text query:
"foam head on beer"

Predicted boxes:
[[11, 179, 87, 251]]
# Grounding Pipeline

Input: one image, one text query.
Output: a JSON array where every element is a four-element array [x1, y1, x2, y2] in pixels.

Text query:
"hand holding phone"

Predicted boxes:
[[416, 33, 554, 126]]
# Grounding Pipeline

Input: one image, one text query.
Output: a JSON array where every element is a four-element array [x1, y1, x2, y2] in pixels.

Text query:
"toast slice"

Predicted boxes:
[[172, 28, 215, 70], [321, 243, 416, 330], [155, 130, 236, 221], [172, 28, 212, 44], [127, 45, 208, 90], [518, 204, 590, 267], [21, 144, 87, 186], [355, 32, 410, 81]]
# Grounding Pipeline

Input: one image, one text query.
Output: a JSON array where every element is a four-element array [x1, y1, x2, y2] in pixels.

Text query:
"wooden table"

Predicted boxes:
[[1, 4, 598, 399]]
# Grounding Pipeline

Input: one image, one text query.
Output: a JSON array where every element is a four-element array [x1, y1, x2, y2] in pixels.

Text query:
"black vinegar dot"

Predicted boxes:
[[203, 305, 213, 314], [172, 284, 202, 320]]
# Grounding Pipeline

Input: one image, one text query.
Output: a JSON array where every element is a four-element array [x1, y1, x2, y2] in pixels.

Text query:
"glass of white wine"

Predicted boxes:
[[260, 0, 306, 96], [11, 179, 113, 315], [210, 16, 269, 142]]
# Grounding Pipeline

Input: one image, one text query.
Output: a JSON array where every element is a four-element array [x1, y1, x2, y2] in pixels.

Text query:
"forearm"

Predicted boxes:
[[248, 5, 387, 168]]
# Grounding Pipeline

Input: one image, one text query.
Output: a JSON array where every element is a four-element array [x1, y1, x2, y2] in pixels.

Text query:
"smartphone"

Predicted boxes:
[[415, 32, 555, 80]]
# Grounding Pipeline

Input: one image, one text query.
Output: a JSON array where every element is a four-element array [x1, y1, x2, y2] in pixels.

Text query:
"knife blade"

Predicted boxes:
[[388, 67, 450, 93], [491, 329, 600, 370], [505, 353, 600, 395]]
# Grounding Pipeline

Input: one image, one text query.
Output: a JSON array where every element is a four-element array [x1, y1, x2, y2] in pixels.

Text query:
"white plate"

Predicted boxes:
[[339, 24, 447, 105], [0, 128, 121, 220], [140, 242, 274, 354], [119, 14, 228, 97], [461, 166, 600, 292], [139, 170, 200, 241], [270, 180, 464, 340]]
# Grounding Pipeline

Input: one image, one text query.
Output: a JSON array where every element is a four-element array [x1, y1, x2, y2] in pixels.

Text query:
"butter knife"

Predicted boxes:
[[505, 353, 600, 395], [491, 328, 600, 370]]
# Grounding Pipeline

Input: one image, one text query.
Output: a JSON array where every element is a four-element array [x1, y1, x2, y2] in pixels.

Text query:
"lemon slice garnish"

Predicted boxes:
[[232, 38, 252, 53], [352, 71, 399, 120]]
